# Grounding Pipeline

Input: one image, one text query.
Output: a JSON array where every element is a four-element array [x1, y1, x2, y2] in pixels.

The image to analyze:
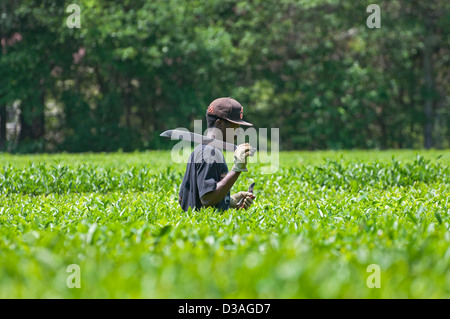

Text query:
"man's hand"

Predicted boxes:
[[231, 143, 256, 173], [230, 191, 255, 210]]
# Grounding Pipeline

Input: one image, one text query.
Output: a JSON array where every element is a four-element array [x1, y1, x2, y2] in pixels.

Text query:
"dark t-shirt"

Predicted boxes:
[[179, 144, 230, 211]]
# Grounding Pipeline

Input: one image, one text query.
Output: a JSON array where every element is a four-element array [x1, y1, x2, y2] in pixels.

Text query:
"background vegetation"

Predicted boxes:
[[1, 0, 449, 153], [0, 150, 449, 298]]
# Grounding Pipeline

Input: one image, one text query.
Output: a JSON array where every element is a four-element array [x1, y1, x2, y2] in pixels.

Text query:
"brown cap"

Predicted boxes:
[[206, 97, 253, 126]]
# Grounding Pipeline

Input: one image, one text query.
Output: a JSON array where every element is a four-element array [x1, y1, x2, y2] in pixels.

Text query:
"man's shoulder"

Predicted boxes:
[[190, 144, 225, 165]]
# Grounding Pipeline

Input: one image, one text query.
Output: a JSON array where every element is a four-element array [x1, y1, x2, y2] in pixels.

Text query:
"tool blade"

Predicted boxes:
[[160, 129, 247, 152], [248, 182, 255, 194]]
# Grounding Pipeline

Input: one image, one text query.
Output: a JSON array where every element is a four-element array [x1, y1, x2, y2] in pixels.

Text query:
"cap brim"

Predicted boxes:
[[226, 119, 253, 126]]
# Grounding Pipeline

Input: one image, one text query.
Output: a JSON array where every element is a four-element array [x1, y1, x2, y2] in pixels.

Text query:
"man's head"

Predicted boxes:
[[205, 97, 253, 144], [206, 114, 239, 143]]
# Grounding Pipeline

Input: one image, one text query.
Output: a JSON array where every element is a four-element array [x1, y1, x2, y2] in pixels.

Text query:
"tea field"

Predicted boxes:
[[0, 150, 449, 298]]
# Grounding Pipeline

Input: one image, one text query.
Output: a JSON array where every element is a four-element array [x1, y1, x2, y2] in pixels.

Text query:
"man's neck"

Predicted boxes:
[[206, 128, 224, 142]]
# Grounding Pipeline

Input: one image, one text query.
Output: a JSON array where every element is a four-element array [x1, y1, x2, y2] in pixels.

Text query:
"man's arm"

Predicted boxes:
[[200, 170, 240, 207], [200, 143, 253, 208]]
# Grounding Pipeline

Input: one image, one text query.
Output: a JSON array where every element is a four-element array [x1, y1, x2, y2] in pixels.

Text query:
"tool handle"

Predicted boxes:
[[239, 183, 255, 209]]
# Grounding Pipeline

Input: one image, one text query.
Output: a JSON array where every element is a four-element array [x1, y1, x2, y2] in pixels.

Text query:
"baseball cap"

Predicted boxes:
[[206, 97, 253, 126]]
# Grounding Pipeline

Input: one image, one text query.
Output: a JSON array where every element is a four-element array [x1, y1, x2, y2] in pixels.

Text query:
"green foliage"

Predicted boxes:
[[0, 150, 449, 298], [0, 154, 447, 195], [0, 0, 449, 152]]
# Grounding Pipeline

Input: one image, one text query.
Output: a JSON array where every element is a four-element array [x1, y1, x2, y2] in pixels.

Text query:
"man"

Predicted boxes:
[[178, 97, 255, 212]]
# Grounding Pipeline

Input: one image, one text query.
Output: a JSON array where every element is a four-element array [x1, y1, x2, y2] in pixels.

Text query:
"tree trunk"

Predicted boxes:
[[19, 94, 45, 147], [0, 104, 6, 150], [423, 16, 434, 149]]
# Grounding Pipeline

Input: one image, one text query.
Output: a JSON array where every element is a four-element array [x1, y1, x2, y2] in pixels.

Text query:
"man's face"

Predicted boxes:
[[217, 119, 240, 144]]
